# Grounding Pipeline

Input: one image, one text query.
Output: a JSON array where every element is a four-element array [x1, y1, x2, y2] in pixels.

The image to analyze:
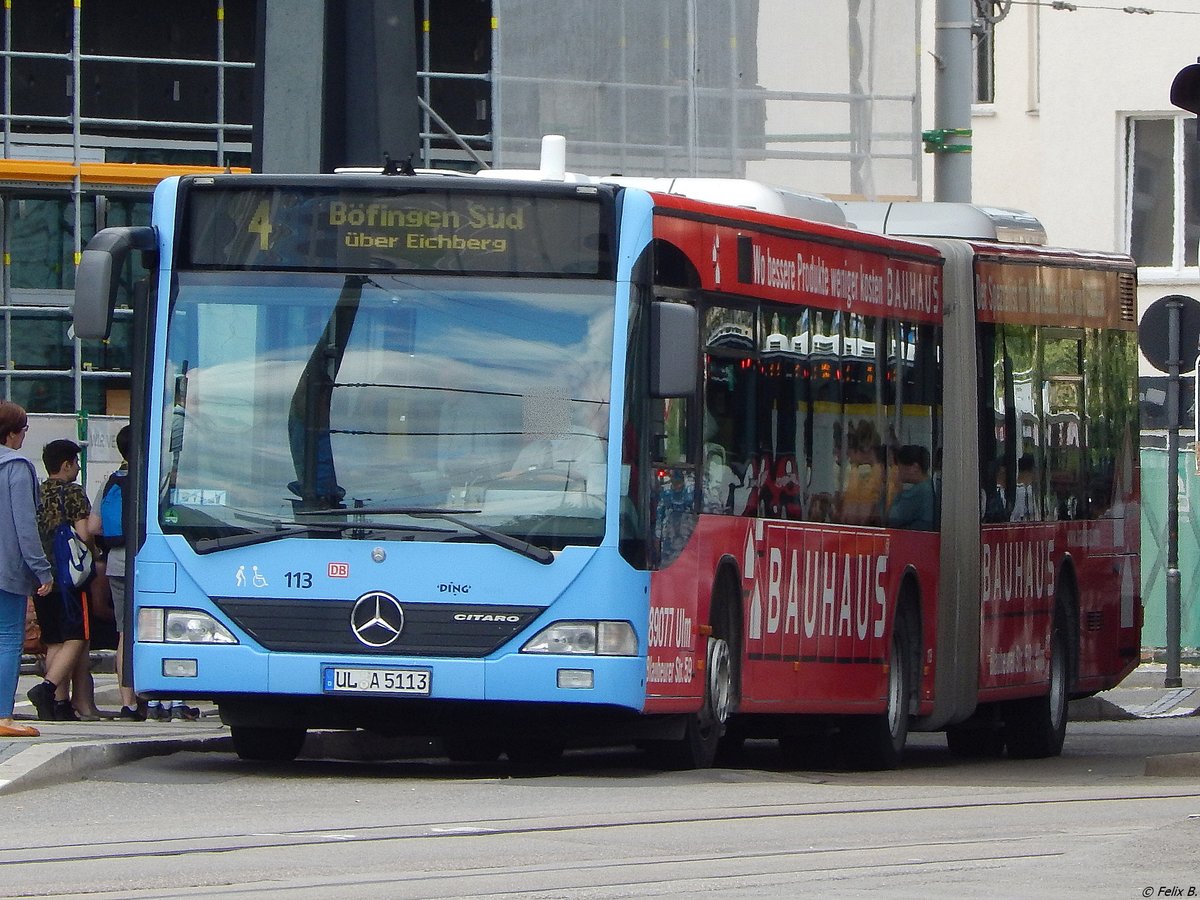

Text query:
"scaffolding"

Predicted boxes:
[[0, 0, 253, 415], [489, 0, 922, 199]]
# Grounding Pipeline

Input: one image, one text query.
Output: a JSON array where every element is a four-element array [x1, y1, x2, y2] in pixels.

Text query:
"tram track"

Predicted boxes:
[[0, 787, 1195, 883]]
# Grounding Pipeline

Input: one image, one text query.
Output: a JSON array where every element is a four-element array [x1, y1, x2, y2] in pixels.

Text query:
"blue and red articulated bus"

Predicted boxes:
[[72, 151, 1140, 768]]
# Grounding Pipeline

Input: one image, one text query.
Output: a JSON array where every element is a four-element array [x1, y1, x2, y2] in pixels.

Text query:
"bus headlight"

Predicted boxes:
[[137, 608, 238, 644], [522, 621, 637, 656]]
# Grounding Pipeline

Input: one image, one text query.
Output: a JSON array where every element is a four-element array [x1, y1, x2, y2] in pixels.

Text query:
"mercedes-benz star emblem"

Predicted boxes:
[[350, 591, 405, 648]]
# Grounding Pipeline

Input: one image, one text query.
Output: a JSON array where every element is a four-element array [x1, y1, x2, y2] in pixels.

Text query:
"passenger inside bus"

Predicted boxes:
[[701, 411, 737, 513], [887, 444, 935, 530], [983, 459, 1009, 523], [1010, 452, 1040, 522], [840, 420, 884, 525]]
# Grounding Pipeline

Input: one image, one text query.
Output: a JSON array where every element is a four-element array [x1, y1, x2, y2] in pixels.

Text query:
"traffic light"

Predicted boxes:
[[1171, 60, 1200, 116]]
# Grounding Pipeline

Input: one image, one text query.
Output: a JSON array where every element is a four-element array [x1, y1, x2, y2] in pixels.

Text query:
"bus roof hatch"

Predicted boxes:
[[838, 201, 1047, 245]]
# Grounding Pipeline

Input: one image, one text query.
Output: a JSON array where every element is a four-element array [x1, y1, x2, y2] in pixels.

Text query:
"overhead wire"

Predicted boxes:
[[1007, 0, 1200, 14]]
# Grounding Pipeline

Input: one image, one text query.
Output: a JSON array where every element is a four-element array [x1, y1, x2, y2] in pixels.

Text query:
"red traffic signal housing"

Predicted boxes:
[[1171, 62, 1200, 115]]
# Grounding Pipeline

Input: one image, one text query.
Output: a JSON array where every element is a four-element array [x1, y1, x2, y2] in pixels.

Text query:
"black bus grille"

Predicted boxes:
[[214, 597, 544, 657]]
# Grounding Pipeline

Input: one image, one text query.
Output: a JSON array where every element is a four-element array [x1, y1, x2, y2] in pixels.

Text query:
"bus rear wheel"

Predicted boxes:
[[1004, 614, 1070, 759], [230, 725, 307, 762], [841, 610, 915, 770]]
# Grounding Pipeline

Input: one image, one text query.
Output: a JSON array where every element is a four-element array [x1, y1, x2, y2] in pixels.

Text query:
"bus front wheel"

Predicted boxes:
[[231, 725, 307, 762], [645, 633, 734, 770]]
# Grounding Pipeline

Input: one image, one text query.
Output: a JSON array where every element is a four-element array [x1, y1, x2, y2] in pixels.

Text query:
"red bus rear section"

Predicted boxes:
[[636, 192, 1139, 768]]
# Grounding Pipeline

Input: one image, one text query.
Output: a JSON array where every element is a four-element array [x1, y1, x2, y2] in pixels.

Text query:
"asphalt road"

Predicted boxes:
[[0, 716, 1197, 899]]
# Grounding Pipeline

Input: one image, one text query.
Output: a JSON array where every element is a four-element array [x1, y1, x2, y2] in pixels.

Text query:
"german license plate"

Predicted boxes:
[[323, 666, 431, 695]]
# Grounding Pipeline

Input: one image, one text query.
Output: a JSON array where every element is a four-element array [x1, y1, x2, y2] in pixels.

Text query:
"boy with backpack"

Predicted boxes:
[[28, 439, 101, 720], [89, 425, 144, 720]]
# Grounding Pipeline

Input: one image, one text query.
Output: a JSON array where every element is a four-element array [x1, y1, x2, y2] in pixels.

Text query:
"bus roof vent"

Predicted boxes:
[[601, 176, 848, 226], [1118, 273, 1137, 323], [837, 201, 1047, 245]]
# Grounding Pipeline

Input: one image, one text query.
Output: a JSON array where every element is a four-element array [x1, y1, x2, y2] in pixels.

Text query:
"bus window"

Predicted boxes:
[[839, 314, 885, 525], [702, 359, 740, 515], [978, 322, 1006, 520], [758, 309, 804, 520], [1006, 325, 1041, 520], [1085, 327, 1138, 519], [652, 395, 695, 566], [885, 320, 941, 529], [620, 268, 652, 569], [1044, 332, 1085, 520], [807, 308, 843, 522], [704, 304, 758, 516]]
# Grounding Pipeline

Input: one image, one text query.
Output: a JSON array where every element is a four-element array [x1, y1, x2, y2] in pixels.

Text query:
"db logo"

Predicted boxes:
[[328, 562, 350, 578]]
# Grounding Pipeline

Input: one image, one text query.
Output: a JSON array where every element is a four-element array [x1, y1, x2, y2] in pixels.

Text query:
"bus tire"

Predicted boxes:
[[645, 630, 735, 770], [1004, 611, 1070, 759], [841, 607, 915, 770], [230, 725, 307, 762], [713, 718, 747, 766]]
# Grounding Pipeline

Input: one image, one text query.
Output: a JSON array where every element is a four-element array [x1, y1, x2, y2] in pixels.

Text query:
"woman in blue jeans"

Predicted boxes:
[[0, 401, 54, 737]]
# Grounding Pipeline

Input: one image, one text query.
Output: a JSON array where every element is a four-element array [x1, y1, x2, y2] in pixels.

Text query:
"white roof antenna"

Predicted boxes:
[[539, 134, 567, 181]]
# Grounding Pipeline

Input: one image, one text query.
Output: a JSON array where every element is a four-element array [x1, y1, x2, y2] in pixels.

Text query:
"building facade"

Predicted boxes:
[[934, 0, 1200, 648]]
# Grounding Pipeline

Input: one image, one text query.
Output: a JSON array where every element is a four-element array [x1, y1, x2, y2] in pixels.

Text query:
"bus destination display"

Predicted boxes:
[[181, 184, 610, 276]]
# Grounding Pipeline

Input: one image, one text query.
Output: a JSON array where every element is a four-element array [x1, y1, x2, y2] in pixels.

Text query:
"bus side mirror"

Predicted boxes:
[[74, 226, 157, 340], [650, 300, 697, 398]]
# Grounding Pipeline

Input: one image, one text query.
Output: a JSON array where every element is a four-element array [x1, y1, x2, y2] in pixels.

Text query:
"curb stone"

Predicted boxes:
[[1067, 697, 1137, 722], [0, 735, 232, 796]]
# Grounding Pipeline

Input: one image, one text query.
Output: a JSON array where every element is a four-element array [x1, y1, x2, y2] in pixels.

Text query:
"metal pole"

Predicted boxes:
[[933, 0, 973, 201], [217, 0, 226, 166], [1165, 299, 1183, 688], [420, 0, 431, 168], [71, 1, 83, 416], [685, 0, 698, 176]]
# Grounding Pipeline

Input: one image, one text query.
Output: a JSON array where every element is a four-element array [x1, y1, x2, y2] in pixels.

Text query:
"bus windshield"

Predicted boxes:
[[160, 271, 614, 551]]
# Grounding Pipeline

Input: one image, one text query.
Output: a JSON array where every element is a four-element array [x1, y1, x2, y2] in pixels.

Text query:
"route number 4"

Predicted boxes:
[[248, 200, 273, 251]]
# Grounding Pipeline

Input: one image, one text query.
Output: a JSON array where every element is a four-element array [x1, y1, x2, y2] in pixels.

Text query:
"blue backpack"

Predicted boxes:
[[99, 469, 126, 549]]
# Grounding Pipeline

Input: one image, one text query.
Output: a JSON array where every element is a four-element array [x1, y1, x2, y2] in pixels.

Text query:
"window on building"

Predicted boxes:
[[6, 196, 95, 293], [973, 15, 996, 105], [1126, 116, 1200, 272]]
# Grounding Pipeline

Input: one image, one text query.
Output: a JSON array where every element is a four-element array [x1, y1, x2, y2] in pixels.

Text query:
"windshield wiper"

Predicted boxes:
[[295, 505, 555, 565], [194, 523, 342, 554], [194, 515, 459, 554]]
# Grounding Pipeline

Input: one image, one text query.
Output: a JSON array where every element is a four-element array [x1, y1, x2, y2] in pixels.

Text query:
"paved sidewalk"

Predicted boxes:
[[0, 663, 1197, 796], [0, 671, 228, 795], [1067, 662, 1200, 721]]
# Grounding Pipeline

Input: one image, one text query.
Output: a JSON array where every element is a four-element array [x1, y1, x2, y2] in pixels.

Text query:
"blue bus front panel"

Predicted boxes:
[[131, 536, 651, 713]]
